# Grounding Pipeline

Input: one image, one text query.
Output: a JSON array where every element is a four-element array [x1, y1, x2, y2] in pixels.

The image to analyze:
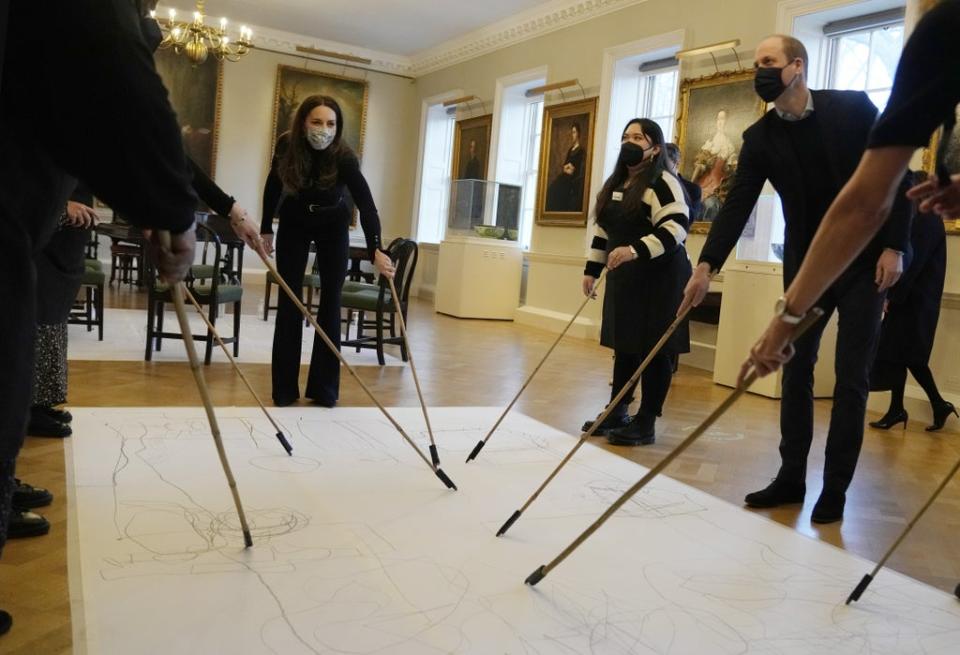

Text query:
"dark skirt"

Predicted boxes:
[[600, 247, 692, 356]]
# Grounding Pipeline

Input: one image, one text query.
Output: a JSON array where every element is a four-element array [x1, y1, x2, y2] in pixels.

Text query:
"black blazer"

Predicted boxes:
[[699, 89, 912, 285], [677, 174, 702, 221]]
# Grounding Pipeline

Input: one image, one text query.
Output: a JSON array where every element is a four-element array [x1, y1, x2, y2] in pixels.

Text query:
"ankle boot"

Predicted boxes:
[[927, 401, 958, 432], [581, 405, 630, 436], [869, 409, 908, 430], [606, 411, 655, 446]]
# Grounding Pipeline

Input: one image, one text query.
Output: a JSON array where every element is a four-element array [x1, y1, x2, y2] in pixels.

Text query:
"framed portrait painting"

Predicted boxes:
[[535, 97, 598, 227], [676, 70, 766, 226], [451, 114, 492, 181], [153, 48, 223, 177], [271, 65, 369, 158]]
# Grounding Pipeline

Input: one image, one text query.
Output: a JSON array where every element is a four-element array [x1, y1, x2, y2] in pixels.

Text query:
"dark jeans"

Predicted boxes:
[[611, 349, 673, 417], [778, 266, 884, 492], [271, 213, 349, 405]]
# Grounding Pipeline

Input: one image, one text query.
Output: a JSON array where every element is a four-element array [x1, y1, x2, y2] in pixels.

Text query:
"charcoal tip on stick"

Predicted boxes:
[[524, 565, 546, 586], [243, 530, 253, 549], [496, 510, 522, 537], [429, 444, 441, 468], [466, 440, 485, 463], [846, 574, 873, 605], [435, 468, 458, 490], [277, 432, 293, 456]]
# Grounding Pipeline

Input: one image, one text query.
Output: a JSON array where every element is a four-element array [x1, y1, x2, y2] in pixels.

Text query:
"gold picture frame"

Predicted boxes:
[[675, 69, 766, 232], [535, 97, 598, 227], [451, 114, 493, 182]]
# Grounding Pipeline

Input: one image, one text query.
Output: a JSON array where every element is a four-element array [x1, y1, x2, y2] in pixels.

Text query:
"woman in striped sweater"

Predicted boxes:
[[581, 118, 692, 446]]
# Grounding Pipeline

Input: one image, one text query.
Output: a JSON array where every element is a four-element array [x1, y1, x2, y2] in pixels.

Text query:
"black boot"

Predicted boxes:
[[0, 609, 11, 636], [869, 409, 908, 430], [744, 477, 806, 508], [927, 401, 958, 432], [26, 407, 71, 438], [581, 405, 630, 436], [606, 411, 655, 446], [7, 510, 50, 538], [12, 479, 53, 509], [811, 488, 846, 524], [34, 405, 72, 424]]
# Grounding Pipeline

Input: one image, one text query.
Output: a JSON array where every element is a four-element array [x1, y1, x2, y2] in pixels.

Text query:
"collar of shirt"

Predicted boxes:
[[775, 91, 815, 122]]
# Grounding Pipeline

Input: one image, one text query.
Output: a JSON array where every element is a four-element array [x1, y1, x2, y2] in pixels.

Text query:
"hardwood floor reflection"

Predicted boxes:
[[2, 285, 958, 653]]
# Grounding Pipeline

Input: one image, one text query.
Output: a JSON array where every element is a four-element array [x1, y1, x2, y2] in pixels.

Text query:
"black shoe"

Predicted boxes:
[[927, 401, 958, 432], [811, 489, 846, 524], [869, 409, 908, 430], [35, 405, 72, 424], [308, 397, 337, 408], [744, 478, 806, 508], [26, 409, 72, 438], [581, 406, 630, 436], [0, 609, 10, 636], [273, 396, 297, 408], [606, 412, 655, 446], [12, 479, 53, 509], [7, 510, 50, 538]]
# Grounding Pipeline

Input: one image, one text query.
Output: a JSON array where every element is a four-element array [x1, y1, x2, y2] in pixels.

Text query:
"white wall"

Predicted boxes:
[[214, 49, 419, 272]]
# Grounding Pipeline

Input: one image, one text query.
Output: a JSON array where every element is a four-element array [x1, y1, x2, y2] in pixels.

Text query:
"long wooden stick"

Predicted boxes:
[[467, 271, 607, 463], [182, 287, 293, 455], [386, 275, 448, 478], [257, 251, 456, 490], [497, 300, 692, 537], [524, 308, 824, 586], [159, 232, 254, 548], [846, 452, 960, 604]]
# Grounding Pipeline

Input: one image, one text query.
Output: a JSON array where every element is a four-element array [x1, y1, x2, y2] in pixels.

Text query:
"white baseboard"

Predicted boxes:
[[680, 340, 716, 372], [514, 305, 600, 340]]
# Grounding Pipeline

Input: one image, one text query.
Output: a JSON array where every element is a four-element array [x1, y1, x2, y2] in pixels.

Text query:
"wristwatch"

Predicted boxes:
[[774, 296, 805, 325]]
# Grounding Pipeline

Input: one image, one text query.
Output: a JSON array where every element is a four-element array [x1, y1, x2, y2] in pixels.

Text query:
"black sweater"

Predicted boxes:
[[261, 135, 383, 260]]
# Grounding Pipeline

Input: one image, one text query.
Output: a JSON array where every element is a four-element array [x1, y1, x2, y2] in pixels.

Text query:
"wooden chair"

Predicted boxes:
[[341, 238, 418, 365], [67, 259, 105, 340], [263, 252, 321, 321], [144, 224, 243, 365]]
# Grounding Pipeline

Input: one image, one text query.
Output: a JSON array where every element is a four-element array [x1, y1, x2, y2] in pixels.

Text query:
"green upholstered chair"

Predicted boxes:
[[67, 259, 106, 340], [263, 253, 322, 321], [341, 238, 418, 365], [144, 223, 243, 365]]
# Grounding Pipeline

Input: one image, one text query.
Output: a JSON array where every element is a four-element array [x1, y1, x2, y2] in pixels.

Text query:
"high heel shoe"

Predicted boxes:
[[869, 409, 908, 430], [926, 401, 958, 432]]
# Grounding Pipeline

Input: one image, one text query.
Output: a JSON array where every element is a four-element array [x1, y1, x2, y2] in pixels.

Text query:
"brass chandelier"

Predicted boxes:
[[151, 1, 253, 65]]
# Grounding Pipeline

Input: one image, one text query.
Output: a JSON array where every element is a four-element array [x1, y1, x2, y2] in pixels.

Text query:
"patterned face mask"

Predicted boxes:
[[307, 127, 335, 151]]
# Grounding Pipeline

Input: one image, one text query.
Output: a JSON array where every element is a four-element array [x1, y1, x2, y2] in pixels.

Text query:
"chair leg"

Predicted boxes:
[[233, 300, 241, 357], [96, 283, 104, 341], [263, 279, 271, 321], [145, 298, 155, 361], [156, 302, 164, 351], [356, 311, 365, 352], [85, 286, 93, 332], [204, 304, 215, 366], [376, 309, 385, 366]]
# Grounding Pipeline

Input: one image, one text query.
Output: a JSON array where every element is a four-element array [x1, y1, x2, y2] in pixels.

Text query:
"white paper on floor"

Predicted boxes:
[[67, 307, 404, 366], [66, 408, 960, 655]]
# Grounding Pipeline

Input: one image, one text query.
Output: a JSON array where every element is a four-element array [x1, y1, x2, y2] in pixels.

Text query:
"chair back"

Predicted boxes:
[[144, 223, 223, 298], [383, 238, 418, 307]]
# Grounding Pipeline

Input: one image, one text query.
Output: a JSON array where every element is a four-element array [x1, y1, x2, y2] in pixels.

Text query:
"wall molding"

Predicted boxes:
[[410, 0, 653, 76]]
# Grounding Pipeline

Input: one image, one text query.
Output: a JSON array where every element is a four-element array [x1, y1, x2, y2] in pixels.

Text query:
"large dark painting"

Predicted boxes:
[[451, 115, 492, 181], [154, 48, 222, 177], [536, 97, 597, 227]]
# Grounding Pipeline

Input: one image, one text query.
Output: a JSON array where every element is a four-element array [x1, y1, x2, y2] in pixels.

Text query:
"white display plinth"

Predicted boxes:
[[714, 261, 837, 399], [435, 235, 523, 319]]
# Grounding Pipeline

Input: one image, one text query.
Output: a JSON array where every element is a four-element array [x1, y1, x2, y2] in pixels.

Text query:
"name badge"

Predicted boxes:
[[611, 191, 623, 202]]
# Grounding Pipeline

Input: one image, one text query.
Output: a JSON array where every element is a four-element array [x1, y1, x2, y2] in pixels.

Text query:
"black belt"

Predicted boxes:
[[305, 195, 344, 213]]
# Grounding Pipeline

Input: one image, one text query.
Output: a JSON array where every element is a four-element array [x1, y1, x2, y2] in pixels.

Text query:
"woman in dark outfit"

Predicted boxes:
[[546, 123, 585, 212], [581, 118, 691, 446], [870, 174, 954, 432], [261, 95, 394, 407]]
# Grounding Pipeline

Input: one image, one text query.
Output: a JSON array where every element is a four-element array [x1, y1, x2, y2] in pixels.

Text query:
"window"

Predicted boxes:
[[518, 98, 544, 250], [414, 102, 456, 244], [825, 10, 905, 112], [637, 65, 679, 143]]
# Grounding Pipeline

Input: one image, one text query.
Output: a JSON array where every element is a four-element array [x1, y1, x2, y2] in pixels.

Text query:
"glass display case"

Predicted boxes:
[[447, 179, 522, 241]]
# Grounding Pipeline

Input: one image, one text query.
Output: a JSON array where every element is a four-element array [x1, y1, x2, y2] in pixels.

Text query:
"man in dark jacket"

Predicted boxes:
[[678, 35, 912, 525], [0, 0, 199, 635], [665, 143, 703, 219]]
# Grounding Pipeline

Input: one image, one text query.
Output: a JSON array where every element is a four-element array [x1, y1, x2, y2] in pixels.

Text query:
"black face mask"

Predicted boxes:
[[141, 16, 164, 54], [619, 142, 652, 167], [754, 66, 794, 102]]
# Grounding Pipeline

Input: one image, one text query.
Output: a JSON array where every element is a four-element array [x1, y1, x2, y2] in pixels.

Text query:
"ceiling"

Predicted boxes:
[[197, 0, 557, 56]]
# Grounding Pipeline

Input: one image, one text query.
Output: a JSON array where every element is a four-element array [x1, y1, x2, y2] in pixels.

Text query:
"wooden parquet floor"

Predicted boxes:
[[2, 283, 959, 653]]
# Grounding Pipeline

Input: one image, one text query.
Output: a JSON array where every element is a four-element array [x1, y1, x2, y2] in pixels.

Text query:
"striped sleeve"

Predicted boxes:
[[633, 173, 690, 262], [584, 221, 608, 277]]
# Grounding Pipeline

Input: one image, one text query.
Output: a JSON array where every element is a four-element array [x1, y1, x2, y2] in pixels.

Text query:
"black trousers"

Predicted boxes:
[[271, 213, 349, 405], [778, 266, 884, 492], [611, 349, 673, 417]]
